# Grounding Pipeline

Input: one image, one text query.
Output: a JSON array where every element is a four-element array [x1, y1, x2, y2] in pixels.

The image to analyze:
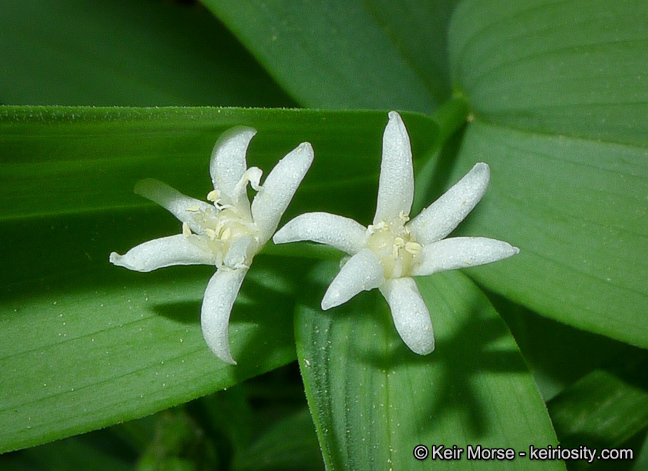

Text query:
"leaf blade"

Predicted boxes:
[[296, 265, 563, 470], [450, 0, 648, 146], [203, 0, 452, 112], [0, 106, 438, 222], [0, 0, 292, 107], [449, 122, 648, 347], [447, 0, 648, 345]]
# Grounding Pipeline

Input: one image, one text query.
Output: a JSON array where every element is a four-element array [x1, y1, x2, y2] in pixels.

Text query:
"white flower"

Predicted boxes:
[[110, 127, 314, 364], [273, 111, 519, 355]]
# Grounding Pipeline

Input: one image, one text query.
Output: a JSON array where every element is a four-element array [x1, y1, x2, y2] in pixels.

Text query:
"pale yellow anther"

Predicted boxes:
[[221, 226, 232, 240], [399, 210, 410, 222], [204, 228, 217, 240], [392, 237, 404, 258], [185, 205, 200, 212], [368, 220, 389, 235], [245, 167, 263, 191], [207, 190, 220, 202], [405, 241, 422, 255], [182, 222, 192, 236]]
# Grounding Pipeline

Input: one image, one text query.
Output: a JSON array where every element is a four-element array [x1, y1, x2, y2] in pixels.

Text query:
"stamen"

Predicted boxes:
[[234, 167, 264, 196], [367, 220, 388, 235], [399, 210, 410, 222], [186, 205, 200, 212], [405, 241, 422, 255], [207, 189, 220, 202], [204, 228, 217, 240], [182, 222, 192, 236], [246, 167, 264, 191], [221, 227, 232, 240]]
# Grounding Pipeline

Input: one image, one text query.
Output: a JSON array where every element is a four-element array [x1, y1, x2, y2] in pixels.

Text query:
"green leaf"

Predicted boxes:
[[233, 408, 323, 471], [450, 0, 648, 146], [447, 0, 648, 345], [296, 265, 563, 470], [0, 0, 292, 107], [203, 0, 453, 112], [448, 121, 648, 347], [349, 0, 460, 106], [0, 253, 298, 454], [0, 106, 437, 453], [547, 351, 648, 470], [491, 294, 634, 402], [135, 407, 218, 471], [0, 434, 133, 471], [0, 106, 437, 222]]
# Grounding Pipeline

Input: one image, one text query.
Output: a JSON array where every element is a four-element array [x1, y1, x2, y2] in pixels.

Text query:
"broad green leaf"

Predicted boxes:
[[0, 106, 437, 222], [352, 0, 460, 105], [448, 122, 648, 347], [448, 0, 648, 345], [547, 351, 648, 470], [0, 251, 298, 454], [0, 0, 292, 107], [631, 435, 648, 471], [450, 0, 648, 147], [296, 265, 563, 470], [0, 434, 133, 471], [233, 408, 323, 471], [0, 106, 437, 453], [203, 0, 449, 112], [491, 294, 633, 402], [135, 407, 218, 471]]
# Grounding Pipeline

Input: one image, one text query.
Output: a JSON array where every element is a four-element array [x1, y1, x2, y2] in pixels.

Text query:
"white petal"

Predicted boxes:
[[411, 237, 520, 276], [379, 277, 434, 355], [321, 248, 384, 310], [251, 142, 314, 244], [210, 126, 257, 206], [201, 267, 248, 365], [135, 179, 217, 233], [109, 235, 216, 272], [373, 111, 414, 224], [223, 235, 253, 269], [408, 162, 490, 244], [273, 212, 367, 255]]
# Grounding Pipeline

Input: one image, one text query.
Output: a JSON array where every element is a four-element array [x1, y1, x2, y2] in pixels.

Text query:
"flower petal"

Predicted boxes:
[[201, 267, 248, 365], [223, 235, 254, 269], [273, 212, 367, 255], [210, 126, 257, 207], [408, 162, 490, 244], [321, 248, 384, 310], [135, 178, 217, 234], [373, 111, 414, 224], [251, 142, 314, 244], [109, 234, 216, 272], [379, 277, 434, 355], [411, 237, 520, 276]]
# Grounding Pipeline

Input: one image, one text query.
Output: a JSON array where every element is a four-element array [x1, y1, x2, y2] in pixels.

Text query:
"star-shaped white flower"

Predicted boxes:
[[273, 111, 519, 355], [110, 127, 314, 364]]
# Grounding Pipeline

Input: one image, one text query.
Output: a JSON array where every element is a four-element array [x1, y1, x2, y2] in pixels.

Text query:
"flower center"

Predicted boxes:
[[184, 205, 258, 269], [366, 214, 421, 279]]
